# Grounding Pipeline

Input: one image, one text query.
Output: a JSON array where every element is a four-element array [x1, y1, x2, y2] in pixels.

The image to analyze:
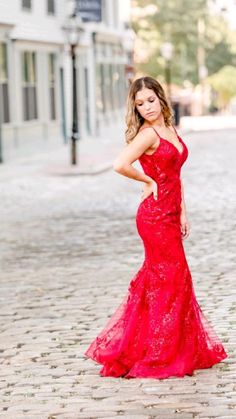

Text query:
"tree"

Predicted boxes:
[[207, 65, 236, 109], [132, 0, 236, 86]]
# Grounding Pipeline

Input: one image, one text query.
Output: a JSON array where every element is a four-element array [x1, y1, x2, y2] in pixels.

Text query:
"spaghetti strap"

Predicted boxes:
[[139, 126, 161, 139], [140, 125, 179, 141], [151, 126, 161, 138], [171, 124, 178, 136]]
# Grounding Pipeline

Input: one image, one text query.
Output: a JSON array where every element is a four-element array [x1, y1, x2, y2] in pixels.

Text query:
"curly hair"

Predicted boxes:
[[125, 76, 174, 144]]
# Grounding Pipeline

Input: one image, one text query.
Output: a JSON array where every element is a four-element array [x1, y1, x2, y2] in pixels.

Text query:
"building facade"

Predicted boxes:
[[0, 0, 134, 160]]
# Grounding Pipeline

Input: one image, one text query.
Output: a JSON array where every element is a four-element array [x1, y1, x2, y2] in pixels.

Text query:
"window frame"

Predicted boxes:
[[21, 50, 38, 121], [22, 0, 32, 11], [0, 42, 10, 123], [48, 52, 56, 120], [47, 0, 56, 16]]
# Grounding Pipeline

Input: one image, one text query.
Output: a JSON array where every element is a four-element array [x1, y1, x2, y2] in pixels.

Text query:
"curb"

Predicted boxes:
[[45, 162, 113, 177], [46, 129, 195, 177]]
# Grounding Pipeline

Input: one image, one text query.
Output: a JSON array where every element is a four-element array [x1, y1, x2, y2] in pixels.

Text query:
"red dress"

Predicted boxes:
[[84, 125, 228, 379]]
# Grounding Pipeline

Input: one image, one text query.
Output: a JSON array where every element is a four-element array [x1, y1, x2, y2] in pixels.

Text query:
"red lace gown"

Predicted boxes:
[[84, 125, 228, 379]]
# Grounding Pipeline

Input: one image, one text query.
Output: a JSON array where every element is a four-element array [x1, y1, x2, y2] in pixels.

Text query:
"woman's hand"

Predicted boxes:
[[180, 211, 190, 239], [141, 179, 158, 202]]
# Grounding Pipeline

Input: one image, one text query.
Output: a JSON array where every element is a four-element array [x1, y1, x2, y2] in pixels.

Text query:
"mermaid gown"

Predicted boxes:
[[84, 125, 228, 379]]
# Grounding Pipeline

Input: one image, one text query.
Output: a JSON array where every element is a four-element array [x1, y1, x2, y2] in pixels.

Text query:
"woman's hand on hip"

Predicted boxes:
[[141, 179, 158, 202], [180, 212, 190, 239]]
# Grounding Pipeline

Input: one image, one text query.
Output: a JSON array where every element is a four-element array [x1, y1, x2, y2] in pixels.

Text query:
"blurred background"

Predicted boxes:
[[0, 0, 235, 163], [0, 0, 133, 163], [132, 0, 236, 127]]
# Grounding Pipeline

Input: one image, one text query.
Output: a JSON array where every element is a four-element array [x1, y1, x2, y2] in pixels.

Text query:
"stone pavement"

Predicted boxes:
[[0, 126, 235, 418]]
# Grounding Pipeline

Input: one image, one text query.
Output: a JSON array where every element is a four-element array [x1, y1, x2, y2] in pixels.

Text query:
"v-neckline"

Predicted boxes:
[[139, 125, 185, 156], [151, 125, 184, 154], [160, 136, 184, 155]]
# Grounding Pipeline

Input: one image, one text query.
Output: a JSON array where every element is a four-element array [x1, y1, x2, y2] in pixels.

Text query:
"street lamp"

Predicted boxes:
[[160, 42, 174, 103], [64, 6, 84, 165]]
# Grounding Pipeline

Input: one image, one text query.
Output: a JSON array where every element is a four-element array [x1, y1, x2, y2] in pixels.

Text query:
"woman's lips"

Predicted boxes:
[[146, 112, 154, 116]]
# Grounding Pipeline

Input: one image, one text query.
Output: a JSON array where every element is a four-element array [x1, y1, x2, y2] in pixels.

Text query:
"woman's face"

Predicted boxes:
[[135, 87, 162, 122]]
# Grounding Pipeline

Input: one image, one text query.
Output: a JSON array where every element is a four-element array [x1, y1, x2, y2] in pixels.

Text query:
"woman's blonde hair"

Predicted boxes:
[[125, 76, 174, 144]]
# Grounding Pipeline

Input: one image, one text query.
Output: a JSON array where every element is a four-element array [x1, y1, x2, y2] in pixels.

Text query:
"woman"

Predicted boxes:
[[84, 76, 228, 379]]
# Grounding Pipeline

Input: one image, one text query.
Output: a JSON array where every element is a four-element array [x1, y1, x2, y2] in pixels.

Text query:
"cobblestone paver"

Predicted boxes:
[[0, 129, 235, 418]]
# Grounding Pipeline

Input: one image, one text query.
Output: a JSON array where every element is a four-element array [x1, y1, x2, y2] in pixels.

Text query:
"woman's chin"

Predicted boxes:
[[145, 115, 156, 122]]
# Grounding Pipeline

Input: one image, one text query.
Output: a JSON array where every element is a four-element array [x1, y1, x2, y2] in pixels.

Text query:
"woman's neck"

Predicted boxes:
[[145, 114, 166, 128]]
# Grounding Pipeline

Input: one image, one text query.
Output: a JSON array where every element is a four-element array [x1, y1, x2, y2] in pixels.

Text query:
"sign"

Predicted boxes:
[[75, 0, 102, 22]]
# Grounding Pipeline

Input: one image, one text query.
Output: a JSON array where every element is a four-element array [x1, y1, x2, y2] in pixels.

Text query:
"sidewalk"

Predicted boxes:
[[0, 114, 235, 180], [0, 120, 126, 180]]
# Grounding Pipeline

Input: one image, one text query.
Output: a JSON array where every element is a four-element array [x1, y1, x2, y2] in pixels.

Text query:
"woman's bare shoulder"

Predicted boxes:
[[138, 124, 154, 132], [137, 125, 157, 138], [135, 126, 160, 154], [132, 126, 158, 148]]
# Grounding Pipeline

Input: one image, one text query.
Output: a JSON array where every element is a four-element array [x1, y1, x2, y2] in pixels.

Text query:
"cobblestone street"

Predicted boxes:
[[0, 128, 235, 418]]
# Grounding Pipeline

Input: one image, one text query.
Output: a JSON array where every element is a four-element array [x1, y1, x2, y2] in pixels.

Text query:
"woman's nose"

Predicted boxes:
[[144, 102, 151, 110]]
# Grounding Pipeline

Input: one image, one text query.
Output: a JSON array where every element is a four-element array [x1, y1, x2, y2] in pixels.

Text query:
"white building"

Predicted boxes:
[[0, 0, 134, 160]]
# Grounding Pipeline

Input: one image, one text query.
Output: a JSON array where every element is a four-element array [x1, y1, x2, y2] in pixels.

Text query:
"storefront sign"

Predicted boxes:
[[75, 0, 102, 22]]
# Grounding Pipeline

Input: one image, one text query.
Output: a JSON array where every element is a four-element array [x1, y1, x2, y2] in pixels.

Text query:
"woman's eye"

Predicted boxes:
[[149, 99, 154, 102]]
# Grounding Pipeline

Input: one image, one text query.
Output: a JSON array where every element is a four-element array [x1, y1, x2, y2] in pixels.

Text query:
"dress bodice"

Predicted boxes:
[[138, 127, 188, 184], [137, 126, 189, 218]]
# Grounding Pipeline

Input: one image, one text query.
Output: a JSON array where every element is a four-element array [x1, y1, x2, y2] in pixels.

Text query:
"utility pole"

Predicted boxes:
[[197, 17, 208, 115]]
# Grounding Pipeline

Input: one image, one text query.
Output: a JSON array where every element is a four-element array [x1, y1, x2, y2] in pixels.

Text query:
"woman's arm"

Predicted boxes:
[[180, 178, 187, 215], [180, 179, 186, 214], [113, 128, 159, 185], [180, 178, 190, 239]]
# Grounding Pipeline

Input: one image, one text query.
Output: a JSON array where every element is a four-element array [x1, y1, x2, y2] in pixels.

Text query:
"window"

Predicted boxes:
[[113, 64, 120, 110], [0, 43, 10, 123], [109, 63, 114, 110], [22, 0, 32, 10], [84, 67, 90, 133], [22, 51, 37, 120], [95, 63, 102, 113], [47, 0, 55, 15], [113, 0, 119, 28], [100, 63, 106, 113], [101, 0, 109, 25], [48, 53, 56, 120], [118, 64, 126, 107]]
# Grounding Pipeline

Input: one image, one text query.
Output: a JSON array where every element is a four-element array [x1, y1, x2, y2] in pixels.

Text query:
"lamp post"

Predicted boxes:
[[64, 7, 84, 165], [160, 42, 174, 103]]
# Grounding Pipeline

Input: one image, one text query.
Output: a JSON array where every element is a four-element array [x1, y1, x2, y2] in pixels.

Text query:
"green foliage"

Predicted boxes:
[[207, 65, 236, 106], [205, 15, 236, 75], [132, 0, 236, 86]]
